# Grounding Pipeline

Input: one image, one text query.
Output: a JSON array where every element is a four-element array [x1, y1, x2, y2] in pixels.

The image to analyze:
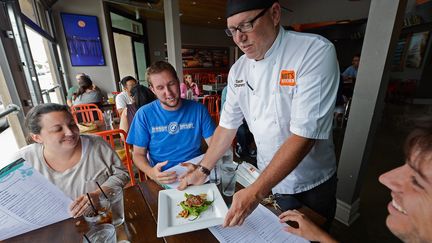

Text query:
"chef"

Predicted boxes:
[[179, 0, 340, 230]]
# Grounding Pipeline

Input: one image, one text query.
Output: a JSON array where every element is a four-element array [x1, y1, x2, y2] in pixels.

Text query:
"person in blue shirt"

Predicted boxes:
[[126, 61, 215, 185], [342, 54, 360, 83]]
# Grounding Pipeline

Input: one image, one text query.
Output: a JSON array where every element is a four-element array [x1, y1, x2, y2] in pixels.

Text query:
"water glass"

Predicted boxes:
[[209, 159, 221, 185], [103, 110, 113, 127], [221, 162, 237, 197], [222, 148, 233, 164], [106, 186, 125, 226], [84, 223, 116, 243]]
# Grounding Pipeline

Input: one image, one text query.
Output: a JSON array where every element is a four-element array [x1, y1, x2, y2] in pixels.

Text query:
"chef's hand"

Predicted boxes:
[[177, 163, 207, 190], [223, 187, 261, 227], [148, 161, 177, 184], [279, 210, 337, 243]]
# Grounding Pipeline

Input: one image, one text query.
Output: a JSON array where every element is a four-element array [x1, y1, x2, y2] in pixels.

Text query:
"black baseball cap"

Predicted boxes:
[[226, 0, 278, 18]]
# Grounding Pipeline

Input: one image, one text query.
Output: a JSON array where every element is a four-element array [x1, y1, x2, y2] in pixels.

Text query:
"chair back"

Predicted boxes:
[[93, 129, 144, 186], [72, 107, 104, 123], [202, 95, 220, 124], [71, 104, 99, 112]]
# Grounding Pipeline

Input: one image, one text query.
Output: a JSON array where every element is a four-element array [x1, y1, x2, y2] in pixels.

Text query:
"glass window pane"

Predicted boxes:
[[19, 0, 38, 24], [25, 26, 61, 104], [110, 12, 143, 35], [134, 41, 147, 82]]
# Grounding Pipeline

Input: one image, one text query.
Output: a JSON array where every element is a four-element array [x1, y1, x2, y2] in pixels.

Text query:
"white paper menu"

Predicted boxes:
[[209, 204, 309, 243], [0, 158, 72, 240]]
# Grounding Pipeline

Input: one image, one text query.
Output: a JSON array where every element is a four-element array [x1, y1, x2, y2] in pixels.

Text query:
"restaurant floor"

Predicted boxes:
[[237, 102, 432, 243]]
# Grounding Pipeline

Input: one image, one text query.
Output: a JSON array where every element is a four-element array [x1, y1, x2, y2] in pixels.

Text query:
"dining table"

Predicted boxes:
[[3, 180, 325, 243], [78, 119, 120, 134]]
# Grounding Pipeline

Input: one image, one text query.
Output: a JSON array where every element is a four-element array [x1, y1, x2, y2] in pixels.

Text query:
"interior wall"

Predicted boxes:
[[51, 0, 116, 96], [146, 19, 234, 64], [280, 0, 372, 25]]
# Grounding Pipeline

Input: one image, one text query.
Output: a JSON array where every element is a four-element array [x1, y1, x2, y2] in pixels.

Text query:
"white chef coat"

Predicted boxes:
[[115, 91, 133, 110], [220, 27, 339, 194]]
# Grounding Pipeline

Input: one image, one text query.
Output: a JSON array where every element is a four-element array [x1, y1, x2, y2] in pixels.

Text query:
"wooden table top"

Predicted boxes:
[[4, 180, 325, 242]]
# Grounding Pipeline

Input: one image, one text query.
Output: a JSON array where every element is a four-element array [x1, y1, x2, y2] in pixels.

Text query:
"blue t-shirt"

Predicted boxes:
[[342, 65, 357, 78], [126, 99, 215, 171]]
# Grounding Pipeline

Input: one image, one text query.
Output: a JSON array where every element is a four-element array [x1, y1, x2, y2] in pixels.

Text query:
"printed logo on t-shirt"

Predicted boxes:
[[151, 122, 195, 134], [168, 122, 179, 134], [280, 70, 296, 86]]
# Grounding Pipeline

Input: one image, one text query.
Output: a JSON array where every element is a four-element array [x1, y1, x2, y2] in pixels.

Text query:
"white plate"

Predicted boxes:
[[157, 183, 228, 237]]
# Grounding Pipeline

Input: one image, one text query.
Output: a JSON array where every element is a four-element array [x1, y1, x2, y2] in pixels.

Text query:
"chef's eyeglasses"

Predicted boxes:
[[224, 7, 269, 37]]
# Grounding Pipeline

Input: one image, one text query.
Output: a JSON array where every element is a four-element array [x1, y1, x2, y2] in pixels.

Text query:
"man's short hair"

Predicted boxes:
[[146, 61, 179, 87], [120, 76, 137, 87], [226, 0, 278, 18]]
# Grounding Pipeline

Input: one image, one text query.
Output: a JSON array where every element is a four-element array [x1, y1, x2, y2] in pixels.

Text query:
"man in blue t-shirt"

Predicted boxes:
[[126, 61, 215, 185], [342, 54, 360, 83]]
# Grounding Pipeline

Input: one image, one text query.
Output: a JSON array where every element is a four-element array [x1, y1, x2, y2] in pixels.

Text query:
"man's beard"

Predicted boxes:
[[161, 97, 179, 108]]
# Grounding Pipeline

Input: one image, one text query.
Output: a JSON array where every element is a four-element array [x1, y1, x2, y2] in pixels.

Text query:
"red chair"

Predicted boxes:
[[93, 129, 146, 186], [70, 104, 99, 113], [202, 95, 220, 124], [71, 107, 104, 124]]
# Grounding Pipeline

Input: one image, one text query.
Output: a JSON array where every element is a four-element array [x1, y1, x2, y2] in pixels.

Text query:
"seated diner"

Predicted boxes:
[[11, 103, 130, 217]]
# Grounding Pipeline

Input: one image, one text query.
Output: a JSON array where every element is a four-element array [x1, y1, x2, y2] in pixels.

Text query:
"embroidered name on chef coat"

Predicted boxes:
[[280, 70, 296, 86], [234, 79, 245, 88]]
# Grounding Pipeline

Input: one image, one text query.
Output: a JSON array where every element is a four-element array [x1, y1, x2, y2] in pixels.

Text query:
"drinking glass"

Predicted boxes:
[[106, 186, 125, 226], [84, 223, 116, 243], [83, 195, 112, 226], [221, 162, 237, 197], [84, 180, 113, 226], [209, 159, 221, 185], [103, 110, 113, 127]]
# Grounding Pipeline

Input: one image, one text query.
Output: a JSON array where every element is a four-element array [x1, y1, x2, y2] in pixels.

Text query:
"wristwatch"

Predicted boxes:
[[197, 164, 211, 176]]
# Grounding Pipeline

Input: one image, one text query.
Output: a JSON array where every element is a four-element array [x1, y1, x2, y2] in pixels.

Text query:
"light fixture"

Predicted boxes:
[[337, 20, 351, 24]]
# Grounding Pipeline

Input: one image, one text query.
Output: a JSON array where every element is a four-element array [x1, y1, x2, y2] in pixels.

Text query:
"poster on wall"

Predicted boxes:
[[405, 31, 430, 69], [60, 13, 105, 66], [391, 36, 409, 71]]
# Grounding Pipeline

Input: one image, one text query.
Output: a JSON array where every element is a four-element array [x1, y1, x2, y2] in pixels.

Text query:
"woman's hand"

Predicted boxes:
[[69, 192, 98, 218], [148, 161, 177, 184], [279, 210, 337, 243]]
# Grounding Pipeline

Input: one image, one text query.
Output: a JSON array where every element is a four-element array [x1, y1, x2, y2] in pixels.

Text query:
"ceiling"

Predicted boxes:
[[106, 0, 228, 29], [44, 0, 431, 30]]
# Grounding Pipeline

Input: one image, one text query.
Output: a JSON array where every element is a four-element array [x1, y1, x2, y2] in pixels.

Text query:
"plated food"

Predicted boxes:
[[177, 193, 213, 219]]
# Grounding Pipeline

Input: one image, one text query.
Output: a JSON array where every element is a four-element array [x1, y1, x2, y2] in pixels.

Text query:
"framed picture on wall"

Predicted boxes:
[[405, 31, 430, 69], [181, 47, 229, 69], [391, 36, 409, 71], [60, 13, 105, 66]]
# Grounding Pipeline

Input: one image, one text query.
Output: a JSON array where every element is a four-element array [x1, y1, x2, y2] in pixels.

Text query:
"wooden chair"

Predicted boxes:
[[71, 107, 104, 124], [202, 94, 220, 124], [93, 129, 146, 186]]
